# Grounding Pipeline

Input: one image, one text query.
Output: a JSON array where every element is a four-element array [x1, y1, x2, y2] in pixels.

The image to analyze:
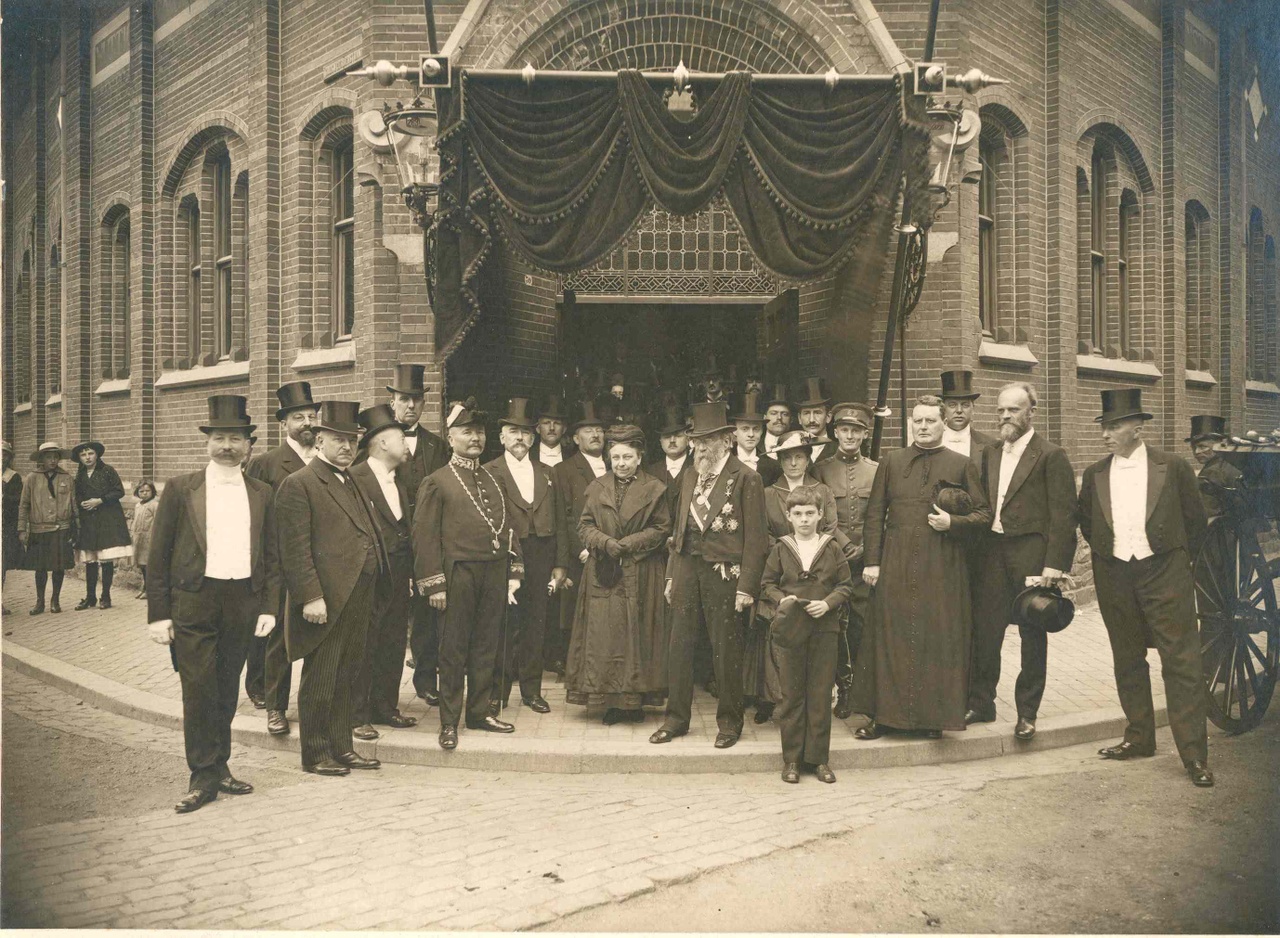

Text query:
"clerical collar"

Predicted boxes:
[[451, 453, 479, 471], [913, 441, 946, 452]]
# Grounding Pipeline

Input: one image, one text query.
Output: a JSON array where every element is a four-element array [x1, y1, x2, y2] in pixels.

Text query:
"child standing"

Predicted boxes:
[[130, 480, 158, 599], [760, 485, 855, 784]]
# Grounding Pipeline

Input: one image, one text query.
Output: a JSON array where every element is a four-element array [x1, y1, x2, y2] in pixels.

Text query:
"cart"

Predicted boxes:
[[1194, 441, 1280, 732]]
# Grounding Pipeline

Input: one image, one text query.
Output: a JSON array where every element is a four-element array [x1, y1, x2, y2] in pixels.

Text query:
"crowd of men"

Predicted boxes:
[[128, 361, 1227, 812]]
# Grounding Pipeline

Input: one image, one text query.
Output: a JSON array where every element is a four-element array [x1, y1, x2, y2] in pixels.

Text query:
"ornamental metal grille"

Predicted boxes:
[[565, 201, 777, 296]]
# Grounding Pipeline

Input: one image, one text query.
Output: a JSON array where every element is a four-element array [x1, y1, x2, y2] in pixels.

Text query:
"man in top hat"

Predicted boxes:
[[939, 370, 998, 458], [966, 382, 1078, 740], [762, 385, 793, 456], [732, 391, 782, 487], [245, 380, 318, 734], [146, 395, 280, 813], [349, 405, 418, 740], [414, 400, 525, 750], [1186, 415, 1242, 518], [700, 357, 729, 405], [1078, 388, 1213, 787], [276, 401, 386, 776], [796, 378, 839, 464], [484, 398, 567, 715], [812, 402, 879, 719], [650, 401, 769, 749], [532, 395, 572, 468]]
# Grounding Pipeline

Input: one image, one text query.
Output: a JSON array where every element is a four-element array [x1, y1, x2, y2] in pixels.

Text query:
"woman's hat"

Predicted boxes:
[[795, 377, 831, 408], [731, 391, 767, 423], [1186, 414, 1227, 443], [1095, 388, 1153, 424], [1012, 585, 1075, 633], [386, 363, 428, 397], [199, 395, 256, 436], [498, 397, 537, 429], [71, 440, 107, 460], [773, 430, 819, 457], [357, 404, 403, 448], [688, 401, 734, 438], [605, 423, 646, 449], [274, 381, 316, 421], [313, 401, 362, 436], [30, 441, 65, 462]]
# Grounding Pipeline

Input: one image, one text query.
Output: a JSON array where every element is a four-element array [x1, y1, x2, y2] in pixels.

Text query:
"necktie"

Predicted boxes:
[[404, 428, 418, 437], [45, 471, 57, 497]]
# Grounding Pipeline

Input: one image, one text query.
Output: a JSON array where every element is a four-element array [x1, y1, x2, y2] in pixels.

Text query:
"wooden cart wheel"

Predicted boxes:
[[1194, 517, 1280, 733]]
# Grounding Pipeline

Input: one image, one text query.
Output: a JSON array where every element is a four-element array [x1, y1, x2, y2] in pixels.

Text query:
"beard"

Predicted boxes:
[[692, 433, 732, 475], [999, 416, 1031, 443], [291, 426, 315, 448]]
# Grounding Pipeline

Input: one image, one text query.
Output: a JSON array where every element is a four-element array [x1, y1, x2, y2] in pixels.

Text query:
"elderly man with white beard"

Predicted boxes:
[[650, 402, 768, 749]]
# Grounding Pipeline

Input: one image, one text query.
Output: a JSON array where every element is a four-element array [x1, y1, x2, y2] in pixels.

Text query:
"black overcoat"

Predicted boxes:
[[75, 462, 131, 551]]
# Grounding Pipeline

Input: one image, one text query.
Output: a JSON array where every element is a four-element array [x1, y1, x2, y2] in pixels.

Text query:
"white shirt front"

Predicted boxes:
[[583, 452, 607, 478], [992, 428, 1034, 534], [665, 453, 688, 478], [763, 431, 781, 455], [403, 429, 419, 457], [737, 446, 759, 471], [794, 535, 823, 571], [941, 425, 972, 458], [505, 451, 536, 504], [538, 442, 563, 468], [204, 462, 252, 579], [368, 457, 403, 521], [810, 444, 827, 463], [286, 436, 315, 464], [1109, 442, 1154, 561]]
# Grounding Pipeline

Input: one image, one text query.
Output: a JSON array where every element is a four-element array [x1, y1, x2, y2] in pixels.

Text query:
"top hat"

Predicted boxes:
[[498, 397, 537, 429], [795, 377, 832, 408], [687, 401, 734, 439], [71, 440, 107, 460], [657, 404, 690, 437], [764, 384, 792, 409], [30, 441, 65, 462], [1012, 585, 1075, 633], [702, 354, 723, 379], [199, 395, 256, 436], [313, 401, 362, 436], [730, 391, 767, 423], [386, 363, 428, 397], [939, 370, 981, 400], [773, 430, 820, 457], [1187, 415, 1227, 443], [540, 394, 568, 422], [831, 402, 873, 430], [274, 381, 316, 421], [1095, 388, 1153, 424], [357, 404, 404, 448], [445, 398, 485, 429], [571, 400, 606, 431]]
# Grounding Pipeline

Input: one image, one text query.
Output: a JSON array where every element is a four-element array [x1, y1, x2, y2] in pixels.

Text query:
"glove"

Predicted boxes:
[[604, 538, 624, 559]]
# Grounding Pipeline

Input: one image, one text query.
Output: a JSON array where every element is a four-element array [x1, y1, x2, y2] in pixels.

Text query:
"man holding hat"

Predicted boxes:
[[276, 401, 386, 776], [812, 402, 878, 719], [762, 384, 794, 456], [651, 401, 769, 749], [349, 405, 418, 738], [484, 398, 567, 714], [146, 395, 280, 813], [732, 391, 782, 487], [245, 380, 318, 733], [795, 378, 839, 464], [939, 369, 997, 457], [1079, 388, 1213, 787], [414, 400, 525, 750], [18, 442, 78, 615], [1186, 415, 1241, 518]]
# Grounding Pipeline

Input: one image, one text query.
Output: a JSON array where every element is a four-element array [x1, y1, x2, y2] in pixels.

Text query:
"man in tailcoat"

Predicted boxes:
[[349, 405, 418, 739], [795, 378, 839, 464], [650, 402, 768, 749], [244, 381, 317, 736], [966, 383, 1077, 740], [147, 395, 280, 813], [939, 369, 998, 457], [732, 391, 782, 487], [276, 401, 385, 776], [553, 401, 609, 659], [1079, 388, 1214, 787], [414, 400, 526, 750], [762, 384, 793, 456], [533, 395, 572, 673]]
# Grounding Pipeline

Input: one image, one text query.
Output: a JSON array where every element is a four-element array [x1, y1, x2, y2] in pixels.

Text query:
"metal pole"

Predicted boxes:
[[923, 0, 942, 61], [458, 68, 899, 86], [423, 0, 439, 55]]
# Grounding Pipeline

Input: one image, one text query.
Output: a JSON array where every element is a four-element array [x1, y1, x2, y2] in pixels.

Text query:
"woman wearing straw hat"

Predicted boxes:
[[70, 441, 133, 610], [17, 442, 78, 614]]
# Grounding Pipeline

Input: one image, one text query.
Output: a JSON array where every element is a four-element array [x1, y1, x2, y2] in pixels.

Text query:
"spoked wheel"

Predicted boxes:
[[1194, 517, 1280, 733]]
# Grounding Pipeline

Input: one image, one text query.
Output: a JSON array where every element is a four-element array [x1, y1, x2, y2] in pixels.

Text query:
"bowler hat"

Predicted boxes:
[[570, 400, 606, 431], [795, 377, 832, 408], [71, 440, 107, 460], [940, 370, 981, 400], [1187, 414, 1227, 443], [831, 402, 873, 430], [386, 363, 428, 397], [932, 480, 974, 516], [30, 441, 65, 462], [497, 397, 537, 429], [1095, 388, 1153, 424], [773, 430, 820, 458], [313, 401, 362, 436], [274, 381, 316, 421], [764, 384, 792, 409], [687, 401, 733, 439], [357, 404, 404, 448], [731, 391, 767, 423], [656, 404, 690, 437], [1012, 585, 1075, 633], [199, 395, 256, 436], [445, 398, 485, 430], [540, 394, 568, 422]]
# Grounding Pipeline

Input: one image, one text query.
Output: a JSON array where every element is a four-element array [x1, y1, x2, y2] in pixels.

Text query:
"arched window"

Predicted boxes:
[[209, 148, 233, 359], [1118, 189, 1139, 355], [1246, 209, 1273, 382], [180, 195, 201, 366], [101, 206, 131, 379], [1089, 146, 1107, 350], [15, 250, 32, 405], [1184, 202, 1212, 373], [297, 109, 356, 350], [47, 243, 61, 395], [1266, 236, 1278, 383], [332, 138, 356, 340], [976, 105, 1028, 344]]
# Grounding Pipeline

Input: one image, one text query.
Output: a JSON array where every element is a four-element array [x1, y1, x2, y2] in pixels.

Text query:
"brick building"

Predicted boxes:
[[3, 0, 1278, 496]]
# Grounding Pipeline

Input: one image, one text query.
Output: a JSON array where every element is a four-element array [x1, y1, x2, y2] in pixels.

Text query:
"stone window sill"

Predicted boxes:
[[1185, 369, 1217, 388], [1245, 380, 1280, 397], [45, 393, 63, 408], [979, 339, 1038, 368], [1075, 354, 1161, 381], [292, 343, 356, 373], [12, 402, 32, 415], [155, 360, 250, 390], [95, 378, 131, 397]]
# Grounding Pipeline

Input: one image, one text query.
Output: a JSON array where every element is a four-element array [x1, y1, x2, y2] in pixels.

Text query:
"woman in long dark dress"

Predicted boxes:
[[851, 396, 991, 737], [565, 424, 673, 725], [71, 441, 133, 610], [2, 441, 24, 614]]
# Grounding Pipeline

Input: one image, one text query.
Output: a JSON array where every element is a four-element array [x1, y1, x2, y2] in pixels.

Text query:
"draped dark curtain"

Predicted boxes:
[[434, 69, 930, 356]]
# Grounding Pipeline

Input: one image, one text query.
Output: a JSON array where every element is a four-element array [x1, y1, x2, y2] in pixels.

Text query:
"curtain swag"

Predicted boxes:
[[433, 69, 931, 357]]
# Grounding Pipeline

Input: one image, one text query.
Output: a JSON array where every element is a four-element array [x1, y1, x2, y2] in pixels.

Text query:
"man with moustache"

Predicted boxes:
[[276, 401, 385, 776], [1186, 416, 1241, 518], [245, 381, 317, 735], [732, 392, 782, 487], [651, 401, 768, 749], [762, 385, 793, 456], [484, 398, 566, 715], [939, 370, 998, 458], [1079, 389, 1213, 787], [532, 396, 571, 468], [966, 383, 1077, 740], [146, 396, 280, 813], [349, 405, 418, 740], [553, 401, 609, 664], [414, 400, 525, 750], [795, 378, 839, 464]]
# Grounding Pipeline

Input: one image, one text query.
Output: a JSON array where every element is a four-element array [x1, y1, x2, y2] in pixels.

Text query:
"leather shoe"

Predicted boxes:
[[335, 751, 381, 770], [49, 600, 61, 613], [74, 597, 97, 611], [814, 764, 837, 784], [266, 710, 290, 735], [439, 725, 458, 750], [1098, 740, 1155, 760], [781, 763, 800, 784], [854, 721, 882, 740], [28, 602, 44, 616], [754, 702, 775, 724], [833, 691, 853, 720], [418, 689, 440, 707], [488, 698, 503, 718], [1014, 718, 1036, 740], [965, 708, 996, 725], [303, 760, 350, 776], [922, 729, 943, 739], [522, 695, 551, 713], [248, 693, 266, 710], [377, 711, 417, 729], [174, 788, 217, 813], [352, 723, 380, 741], [714, 732, 739, 749], [649, 726, 687, 744], [603, 707, 625, 726], [466, 715, 515, 733], [218, 776, 253, 795], [1186, 761, 1215, 787], [99, 596, 112, 610]]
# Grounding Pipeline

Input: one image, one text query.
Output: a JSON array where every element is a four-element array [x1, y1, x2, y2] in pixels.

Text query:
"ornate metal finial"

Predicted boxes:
[[673, 61, 690, 89], [952, 67, 1007, 93], [522, 62, 537, 87], [824, 67, 840, 91]]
